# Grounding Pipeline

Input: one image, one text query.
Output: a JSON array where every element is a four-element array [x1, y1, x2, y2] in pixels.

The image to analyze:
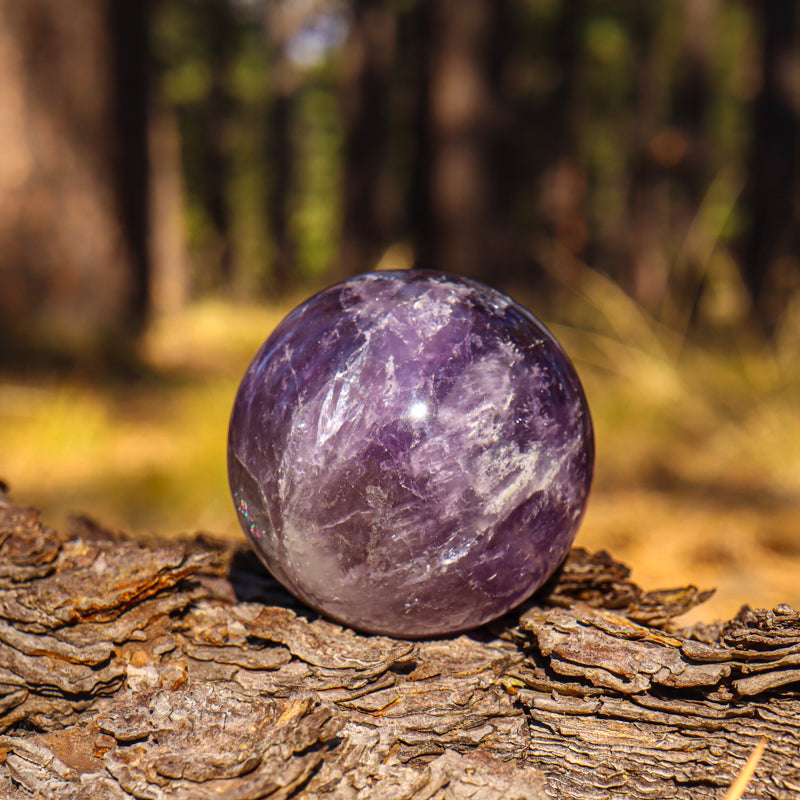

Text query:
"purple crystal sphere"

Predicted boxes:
[[228, 270, 593, 638]]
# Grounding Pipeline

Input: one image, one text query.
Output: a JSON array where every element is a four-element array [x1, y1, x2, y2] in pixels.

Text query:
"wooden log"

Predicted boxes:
[[0, 489, 798, 799]]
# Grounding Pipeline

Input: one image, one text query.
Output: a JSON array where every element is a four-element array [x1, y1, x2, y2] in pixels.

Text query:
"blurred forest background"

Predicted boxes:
[[1, 0, 800, 622]]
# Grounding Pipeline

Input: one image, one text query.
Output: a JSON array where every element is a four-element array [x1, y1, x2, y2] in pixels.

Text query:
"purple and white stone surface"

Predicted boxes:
[[228, 270, 593, 637]]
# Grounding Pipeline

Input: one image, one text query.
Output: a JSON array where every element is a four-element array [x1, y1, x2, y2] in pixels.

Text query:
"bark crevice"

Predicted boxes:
[[0, 491, 797, 799]]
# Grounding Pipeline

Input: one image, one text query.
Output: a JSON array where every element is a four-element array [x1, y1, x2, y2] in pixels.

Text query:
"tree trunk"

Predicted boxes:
[[411, 0, 518, 282], [0, 489, 798, 798], [204, 0, 235, 289], [267, 84, 295, 295], [538, 0, 587, 262], [742, 0, 800, 336], [337, 0, 395, 280], [148, 101, 189, 315], [626, 6, 670, 310], [263, 1, 302, 296], [109, 0, 152, 331], [676, 0, 715, 208], [663, 0, 718, 327], [0, 0, 151, 365]]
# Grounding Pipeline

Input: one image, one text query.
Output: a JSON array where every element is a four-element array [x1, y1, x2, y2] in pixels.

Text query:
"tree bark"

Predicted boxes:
[[0, 490, 798, 798]]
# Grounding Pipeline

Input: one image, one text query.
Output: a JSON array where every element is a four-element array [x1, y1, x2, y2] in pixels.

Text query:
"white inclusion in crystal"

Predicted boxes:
[[409, 292, 454, 336], [440, 541, 470, 566], [407, 400, 430, 422], [282, 520, 342, 601], [315, 339, 370, 446]]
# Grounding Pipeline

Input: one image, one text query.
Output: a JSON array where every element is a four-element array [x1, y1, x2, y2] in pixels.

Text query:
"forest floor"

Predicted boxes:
[[1, 290, 799, 627]]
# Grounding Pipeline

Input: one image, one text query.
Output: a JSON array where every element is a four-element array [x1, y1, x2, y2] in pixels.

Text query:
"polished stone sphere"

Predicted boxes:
[[228, 270, 593, 638]]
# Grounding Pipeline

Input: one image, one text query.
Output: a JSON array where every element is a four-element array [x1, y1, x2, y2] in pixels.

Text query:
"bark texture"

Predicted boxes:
[[0, 490, 798, 798]]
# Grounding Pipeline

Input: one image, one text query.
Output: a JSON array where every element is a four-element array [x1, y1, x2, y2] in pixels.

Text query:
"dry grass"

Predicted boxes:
[[723, 739, 766, 800], [1, 274, 799, 623], [0, 299, 287, 539], [535, 253, 800, 623]]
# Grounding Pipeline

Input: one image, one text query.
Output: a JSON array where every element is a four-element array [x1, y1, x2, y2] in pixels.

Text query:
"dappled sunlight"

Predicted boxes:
[[141, 298, 297, 374]]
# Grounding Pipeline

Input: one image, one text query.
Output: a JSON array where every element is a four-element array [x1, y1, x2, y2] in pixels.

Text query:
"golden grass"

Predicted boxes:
[[723, 739, 766, 800], [533, 250, 800, 622], [0, 299, 287, 538]]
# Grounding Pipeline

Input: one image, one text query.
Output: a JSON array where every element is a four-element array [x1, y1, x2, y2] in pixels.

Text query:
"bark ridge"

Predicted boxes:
[[0, 494, 798, 799]]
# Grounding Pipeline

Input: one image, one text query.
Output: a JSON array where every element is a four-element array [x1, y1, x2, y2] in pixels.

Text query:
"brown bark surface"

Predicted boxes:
[[0, 489, 798, 798]]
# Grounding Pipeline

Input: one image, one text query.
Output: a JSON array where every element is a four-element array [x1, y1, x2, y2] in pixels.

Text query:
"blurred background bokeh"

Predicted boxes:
[[1, 0, 799, 623]]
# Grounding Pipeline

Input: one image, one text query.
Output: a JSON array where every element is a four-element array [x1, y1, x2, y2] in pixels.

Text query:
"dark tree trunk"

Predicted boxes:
[[109, 0, 152, 332], [337, 0, 395, 279], [742, 0, 800, 335], [675, 0, 715, 208], [666, 0, 717, 326], [0, 0, 152, 365], [268, 91, 294, 294], [205, 0, 235, 288], [626, 6, 669, 308], [539, 0, 586, 260], [265, 2, 298, 295], [411, 0, 518, 282]]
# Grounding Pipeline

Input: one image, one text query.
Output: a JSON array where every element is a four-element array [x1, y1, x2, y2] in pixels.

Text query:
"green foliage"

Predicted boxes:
[[147, 0, 792, 339], [291, 84, 344, 281], [152, 0, 347, 294]]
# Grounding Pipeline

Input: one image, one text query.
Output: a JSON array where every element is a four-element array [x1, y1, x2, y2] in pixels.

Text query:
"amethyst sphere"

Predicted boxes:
[[228, 270, 593, 638]]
